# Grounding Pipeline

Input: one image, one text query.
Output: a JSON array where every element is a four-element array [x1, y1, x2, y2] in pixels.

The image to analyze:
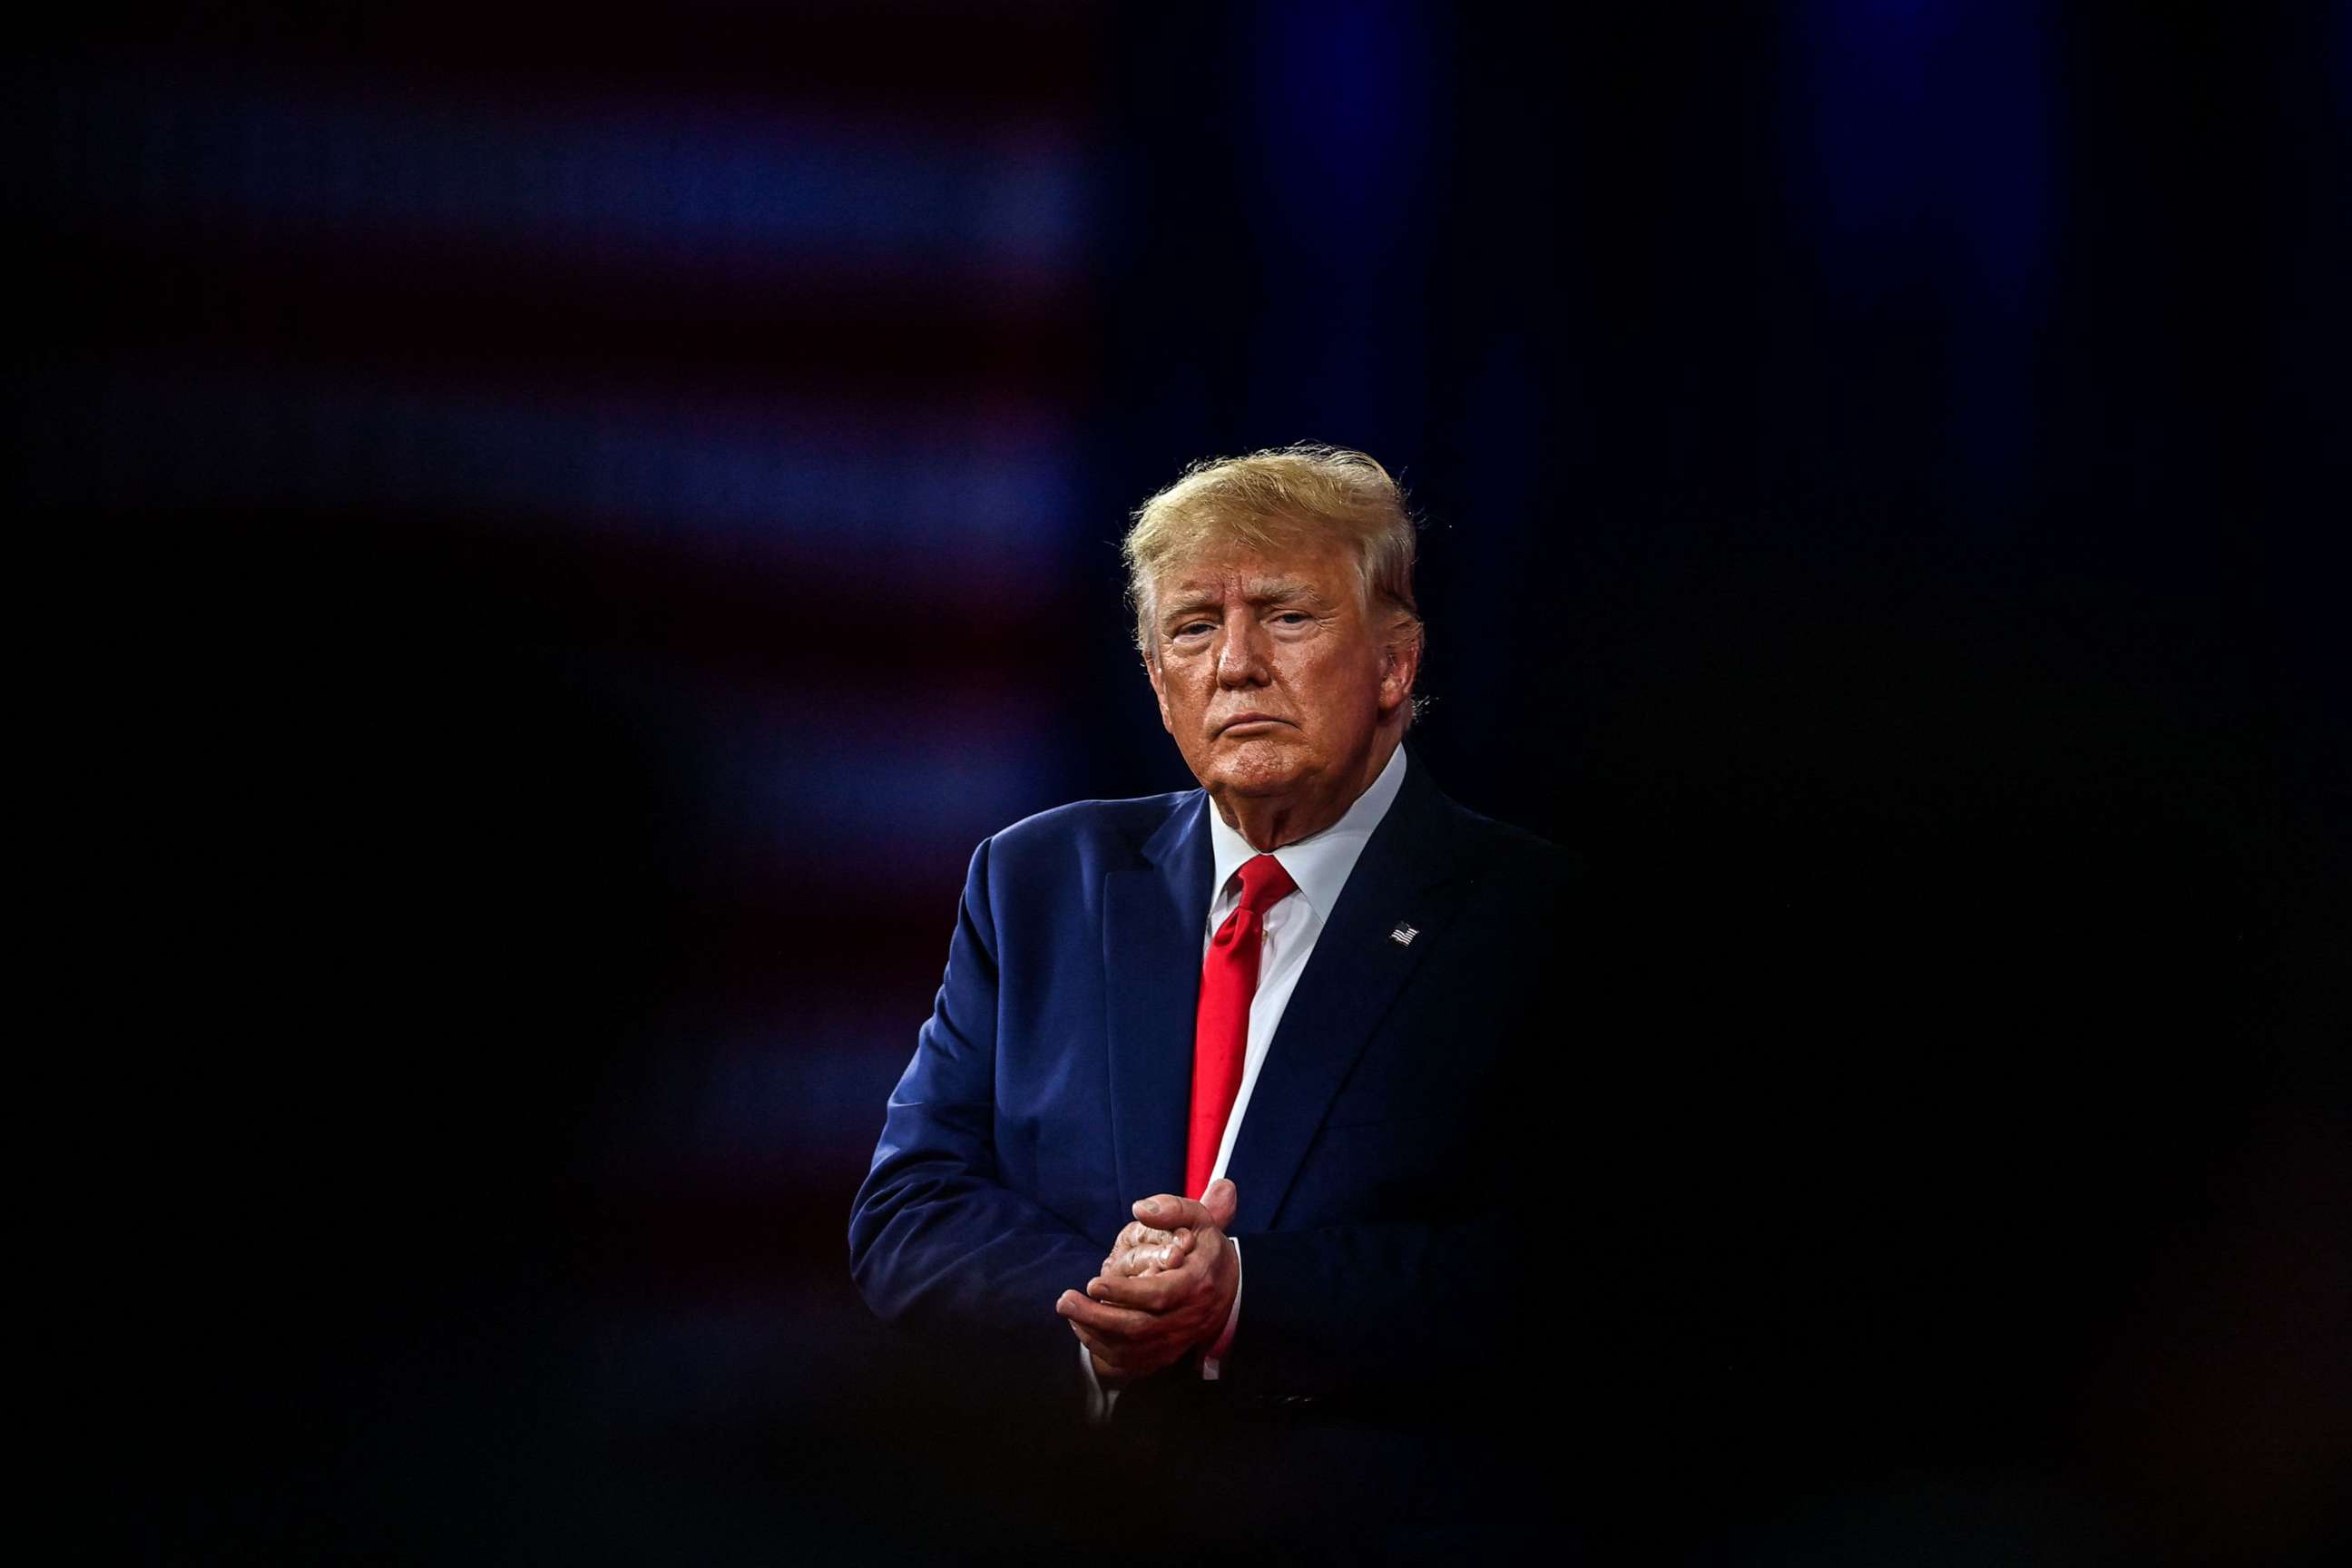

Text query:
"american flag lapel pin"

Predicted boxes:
[[1389, 922, 1418, 946]]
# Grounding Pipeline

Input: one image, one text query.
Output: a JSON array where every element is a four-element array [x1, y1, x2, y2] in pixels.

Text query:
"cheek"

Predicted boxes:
[[1157, 667, 1211, 722], [1298, 660, 1379, 722]]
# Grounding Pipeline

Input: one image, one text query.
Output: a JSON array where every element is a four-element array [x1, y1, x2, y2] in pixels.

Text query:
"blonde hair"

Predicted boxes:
[[1122, 444, 1421, 659]]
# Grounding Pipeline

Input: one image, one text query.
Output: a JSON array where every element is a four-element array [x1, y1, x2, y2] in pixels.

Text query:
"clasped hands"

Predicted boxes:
[[1054, 1177, 1239, 1384]]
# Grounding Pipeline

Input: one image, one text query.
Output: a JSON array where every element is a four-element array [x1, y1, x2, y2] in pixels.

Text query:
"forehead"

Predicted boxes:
[[1150, 540, 1357, 603]]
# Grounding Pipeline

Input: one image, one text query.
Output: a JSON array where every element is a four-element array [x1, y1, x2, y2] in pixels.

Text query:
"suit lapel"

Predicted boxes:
[[1102, 791, 1214, 1208], [1224, 756, 1469, 1233]]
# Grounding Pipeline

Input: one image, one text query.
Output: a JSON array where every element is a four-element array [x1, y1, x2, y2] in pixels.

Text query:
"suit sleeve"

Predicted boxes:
[[848, 836, 1104, 1378]]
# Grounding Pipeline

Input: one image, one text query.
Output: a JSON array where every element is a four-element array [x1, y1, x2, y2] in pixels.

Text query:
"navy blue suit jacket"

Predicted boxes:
[[848, 751, 1573, 1413]]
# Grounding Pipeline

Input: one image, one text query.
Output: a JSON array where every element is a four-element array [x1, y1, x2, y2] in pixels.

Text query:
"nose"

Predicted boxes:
[[1213, 606, 1271, 688]]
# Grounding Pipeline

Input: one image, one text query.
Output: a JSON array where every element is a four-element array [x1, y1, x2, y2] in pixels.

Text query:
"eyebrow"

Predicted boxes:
[[1158, 577, 1328, 625]]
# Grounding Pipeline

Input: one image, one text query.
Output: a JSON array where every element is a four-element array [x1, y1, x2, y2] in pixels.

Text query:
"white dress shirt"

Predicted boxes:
[[1083, 745, 1409, 1417]]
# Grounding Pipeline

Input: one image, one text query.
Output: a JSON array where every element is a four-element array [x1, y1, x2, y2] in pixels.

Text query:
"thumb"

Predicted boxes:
[[1203, 1177, 1238, 1229]]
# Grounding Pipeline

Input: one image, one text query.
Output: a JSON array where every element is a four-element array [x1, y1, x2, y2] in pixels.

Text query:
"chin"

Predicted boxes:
[[1205, 750, 1318, 798]]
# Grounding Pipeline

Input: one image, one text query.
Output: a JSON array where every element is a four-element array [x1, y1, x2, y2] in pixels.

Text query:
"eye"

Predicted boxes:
[[1173, 620, 1215, 638], [1271, 611, 1313, 626]]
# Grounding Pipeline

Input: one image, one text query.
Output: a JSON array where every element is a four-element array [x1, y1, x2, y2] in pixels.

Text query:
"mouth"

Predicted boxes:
[[1214, 712, 1291, 738]]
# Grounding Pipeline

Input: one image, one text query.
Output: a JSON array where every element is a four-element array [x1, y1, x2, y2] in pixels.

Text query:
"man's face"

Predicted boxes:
[[1144, 538, 1416, 820]]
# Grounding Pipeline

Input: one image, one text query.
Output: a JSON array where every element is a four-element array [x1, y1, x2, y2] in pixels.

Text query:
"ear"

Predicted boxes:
[[1145, 652, 1175, 735], [1377, 621, 1422, 718]]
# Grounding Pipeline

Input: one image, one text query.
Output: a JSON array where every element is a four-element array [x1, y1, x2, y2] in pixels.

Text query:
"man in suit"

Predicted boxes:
[[849, 446, 1571, 1549]]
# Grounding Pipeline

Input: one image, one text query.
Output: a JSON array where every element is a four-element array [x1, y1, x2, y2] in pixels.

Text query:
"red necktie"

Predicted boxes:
[[1187, 853, 1298, 1200]]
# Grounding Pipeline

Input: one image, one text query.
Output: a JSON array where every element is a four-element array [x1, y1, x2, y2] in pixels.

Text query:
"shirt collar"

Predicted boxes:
[[1205, 744, 1409, 919]]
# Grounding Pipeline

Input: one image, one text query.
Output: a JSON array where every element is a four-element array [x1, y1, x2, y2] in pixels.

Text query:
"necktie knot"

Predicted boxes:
[[1232, 853, 1297, 916]]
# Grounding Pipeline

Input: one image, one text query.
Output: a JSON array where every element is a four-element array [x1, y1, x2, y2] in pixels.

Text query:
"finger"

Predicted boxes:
[[1083, 1270, 1203, 1316], [1056, 1289, 1159, 1340], [1203, 1177, 1239, 1230], [1089, 1263, 1190, 1306], [1093, 1230, 1225, 1300], [1070, 1323, 1147, 1381], [1068, 1317, 1116, 1354], [1088, 1267, 1207, 1312], [1068, 1306, 1155, 1354], [1109, 1225, 1199, 1276], [1106, 1241, 1179, 1279], [1102, 1243, 1154, 1278], [1129, 1230, 1193, 1263], [1116, 1220, 1176, 1253], [1132, 1193, 1214, 1230]]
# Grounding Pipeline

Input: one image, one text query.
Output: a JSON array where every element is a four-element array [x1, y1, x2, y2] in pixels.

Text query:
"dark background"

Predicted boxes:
[[23, 2, 2347, 1561]]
